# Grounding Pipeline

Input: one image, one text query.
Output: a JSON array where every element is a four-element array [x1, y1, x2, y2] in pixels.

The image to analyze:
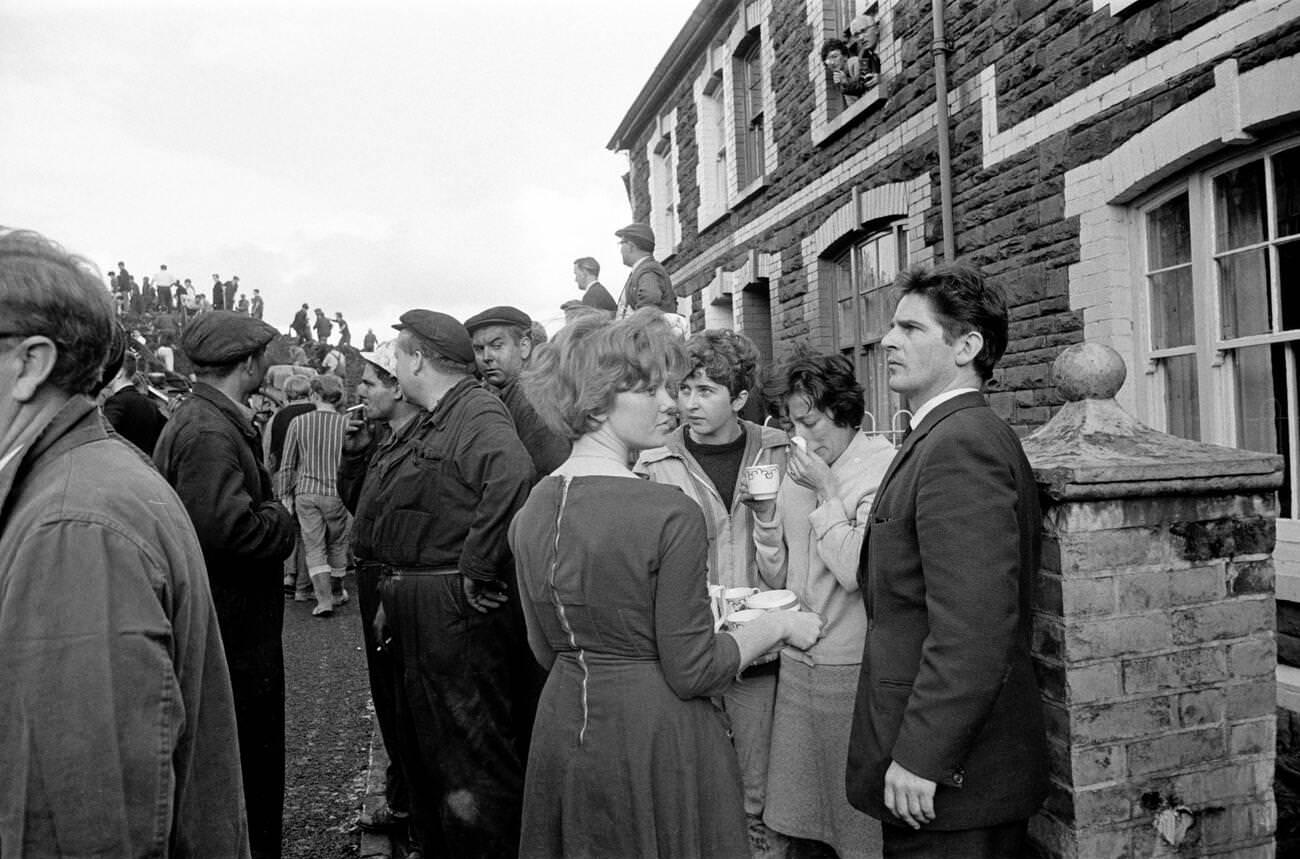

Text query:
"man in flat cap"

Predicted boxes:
[[154, 309, 298, 859], [0, 229, 248, 856], [615, 222, 678, 316], [465, 304, 570, 477], [351, 309, 534, 859]]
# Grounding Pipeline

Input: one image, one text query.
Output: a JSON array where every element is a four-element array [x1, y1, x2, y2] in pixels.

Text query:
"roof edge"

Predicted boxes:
[[607, 0, 735, 152]]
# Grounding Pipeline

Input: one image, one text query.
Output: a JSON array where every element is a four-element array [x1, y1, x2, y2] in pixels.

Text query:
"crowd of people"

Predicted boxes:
[[0, 222, 1048, 859]]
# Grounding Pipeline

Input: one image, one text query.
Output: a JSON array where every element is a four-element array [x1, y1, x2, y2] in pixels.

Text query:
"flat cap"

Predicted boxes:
[[464, 305, 532, 334], [615, 223, 656, 251], [359, 339, 399, 378], [392, 309, 475, 364], [182, 310, 279, 364]]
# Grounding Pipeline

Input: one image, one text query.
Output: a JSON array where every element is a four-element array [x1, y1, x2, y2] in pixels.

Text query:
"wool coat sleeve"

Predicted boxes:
[[454, 411, 535, 582], [164, 427, 296, 562]]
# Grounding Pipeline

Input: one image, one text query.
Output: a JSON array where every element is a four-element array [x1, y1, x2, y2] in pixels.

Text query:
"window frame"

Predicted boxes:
[[1135, 136, 1300, 518]]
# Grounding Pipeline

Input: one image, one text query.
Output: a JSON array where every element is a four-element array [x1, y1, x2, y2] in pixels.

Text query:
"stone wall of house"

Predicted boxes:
[[615, 0, 1300, 436]]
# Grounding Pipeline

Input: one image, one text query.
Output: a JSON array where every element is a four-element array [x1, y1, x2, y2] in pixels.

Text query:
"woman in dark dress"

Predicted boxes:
[[509, 310, 823, 859]]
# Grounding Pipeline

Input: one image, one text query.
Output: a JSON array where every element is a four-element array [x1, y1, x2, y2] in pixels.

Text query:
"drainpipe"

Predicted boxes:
[[932, 0, 956, 261]]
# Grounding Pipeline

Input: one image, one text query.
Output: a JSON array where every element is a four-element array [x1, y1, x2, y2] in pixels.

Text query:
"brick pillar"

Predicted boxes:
[[1021, 343, 1282, 858]]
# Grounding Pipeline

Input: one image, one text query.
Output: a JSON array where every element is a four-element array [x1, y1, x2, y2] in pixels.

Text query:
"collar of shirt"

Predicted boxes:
[[909, 387, 979, 429]]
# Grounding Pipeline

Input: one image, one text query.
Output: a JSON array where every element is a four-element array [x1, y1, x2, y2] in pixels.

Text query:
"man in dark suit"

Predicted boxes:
[[846, 262, 1047, 857]]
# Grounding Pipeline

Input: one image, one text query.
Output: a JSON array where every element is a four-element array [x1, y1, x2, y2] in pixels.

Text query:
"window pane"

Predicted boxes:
[[1275, 145, 1300, 239], [1233, 343, 1282, 452], [1147, 193, 1190, 269], [1281, 239, 1300, 330], [860, 343, 891, 432], [1162, 354, 1200, 441], [1214, 161, 1267, 251], [1218, 248, 1271, 338], [1149, 266, 1195, 348]]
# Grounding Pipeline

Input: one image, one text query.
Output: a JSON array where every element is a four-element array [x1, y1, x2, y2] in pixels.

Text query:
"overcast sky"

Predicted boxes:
[[1, 0, 698, 340]]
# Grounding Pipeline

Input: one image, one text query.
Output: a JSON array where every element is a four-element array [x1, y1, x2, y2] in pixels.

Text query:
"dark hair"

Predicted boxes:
[[821, 38, 850, 61], [310, 373, 344, 405], [573, 256, 600, 277], [0, 228, 115, 395], [685, 329, 758, 398], [523, 307, 686, 441], [784, 351, 864, 429], [893, 262, 1008, 381]]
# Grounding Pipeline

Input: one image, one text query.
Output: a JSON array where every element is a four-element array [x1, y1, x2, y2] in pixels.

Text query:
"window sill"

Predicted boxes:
[[698, 208, 730, 233], [733, 177, 768, 207], [812, 89, 885, 147]]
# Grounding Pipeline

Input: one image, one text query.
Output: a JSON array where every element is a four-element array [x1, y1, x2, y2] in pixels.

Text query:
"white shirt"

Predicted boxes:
[[909, 387, 979, 429]]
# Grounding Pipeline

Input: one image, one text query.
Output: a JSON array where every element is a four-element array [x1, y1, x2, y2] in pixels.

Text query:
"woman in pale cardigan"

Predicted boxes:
[[743, 352, 894, 859]]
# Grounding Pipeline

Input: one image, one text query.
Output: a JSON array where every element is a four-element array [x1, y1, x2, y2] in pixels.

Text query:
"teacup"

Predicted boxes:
[[745, 589, 799, 612], [724, 586, 759, 614], [744, 463, 781, 501], [724, 608, 766, 631]]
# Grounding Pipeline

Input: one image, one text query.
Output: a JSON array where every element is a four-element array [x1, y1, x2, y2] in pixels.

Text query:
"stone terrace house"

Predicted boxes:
[[609, 0, 1300, 690]]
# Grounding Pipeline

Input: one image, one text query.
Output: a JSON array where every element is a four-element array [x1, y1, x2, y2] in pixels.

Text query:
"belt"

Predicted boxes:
[[356, 561, 459, 577]]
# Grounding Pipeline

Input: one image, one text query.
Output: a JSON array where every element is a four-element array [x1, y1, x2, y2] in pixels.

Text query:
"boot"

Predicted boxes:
[[310, 571, 334, 617]]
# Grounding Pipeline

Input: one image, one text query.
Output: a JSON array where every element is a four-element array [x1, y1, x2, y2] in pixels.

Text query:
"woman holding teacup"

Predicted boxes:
[[509, 309, 824, 859], [743, 352, 895, 859]]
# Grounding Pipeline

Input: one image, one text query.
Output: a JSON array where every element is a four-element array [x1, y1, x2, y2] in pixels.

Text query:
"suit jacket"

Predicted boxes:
[[846, 391, 1047, 830]]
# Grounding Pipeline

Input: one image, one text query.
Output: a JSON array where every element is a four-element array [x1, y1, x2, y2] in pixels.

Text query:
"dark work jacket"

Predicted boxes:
[[496, 378, 570, 479], [351, 377, 534, 581], [621, 256, 678, 313], [102, 385, 168, 456], [153, 382, 296, 656], [846, 392, 1047, 829]]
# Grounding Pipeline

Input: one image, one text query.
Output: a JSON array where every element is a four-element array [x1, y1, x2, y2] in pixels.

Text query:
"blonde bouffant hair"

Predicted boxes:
[[523, 308, 686, 441]]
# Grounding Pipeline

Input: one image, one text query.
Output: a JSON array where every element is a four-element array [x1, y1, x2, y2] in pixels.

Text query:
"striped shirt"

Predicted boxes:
[[281, 409, 348, 497]]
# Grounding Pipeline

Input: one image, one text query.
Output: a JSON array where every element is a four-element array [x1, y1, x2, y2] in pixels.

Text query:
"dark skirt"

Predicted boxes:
[[521, 652, 749, 859]]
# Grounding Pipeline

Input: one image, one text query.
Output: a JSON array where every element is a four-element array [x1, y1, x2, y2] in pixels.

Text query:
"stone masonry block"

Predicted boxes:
[[1177, 688, 1225, 728], [1121, 646, 1227, 694], [1170, 563, 1227, 605], [1062, 577, 1116, 617], [1126, 726, 1225, 776], [1229, 717, 1275, 756], [1171, 599, 1274, 645], [1066, 661, 1123, 703], [1116, 571, 1170, 613], [1073, 782, 1135, 823], [1228, 559, 1275, 596], [1073, 695, 1174, 745], [1072, 826, 1134, 859], [1057, 528, 1172, 574], [1065, 614, 1173, 662], [1227, 636, 1276, 678], [1226, 678, 1276, 721], [1072, 744, 1127, 787], [1170, 517, 1277, 561]]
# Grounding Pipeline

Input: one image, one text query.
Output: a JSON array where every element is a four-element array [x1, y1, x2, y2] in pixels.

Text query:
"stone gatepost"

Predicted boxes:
[[1021, 344, 1283, 858]]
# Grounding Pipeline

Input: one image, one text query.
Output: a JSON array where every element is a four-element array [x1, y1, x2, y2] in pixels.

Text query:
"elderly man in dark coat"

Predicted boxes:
[[154, 310, 298, 859], [0, 229, 249, 857], [615, 223, 677, 315]]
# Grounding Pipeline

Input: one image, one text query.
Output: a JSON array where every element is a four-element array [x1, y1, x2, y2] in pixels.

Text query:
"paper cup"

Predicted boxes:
[[745, 463, 781, 500], [746, 589, 799, 612]]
